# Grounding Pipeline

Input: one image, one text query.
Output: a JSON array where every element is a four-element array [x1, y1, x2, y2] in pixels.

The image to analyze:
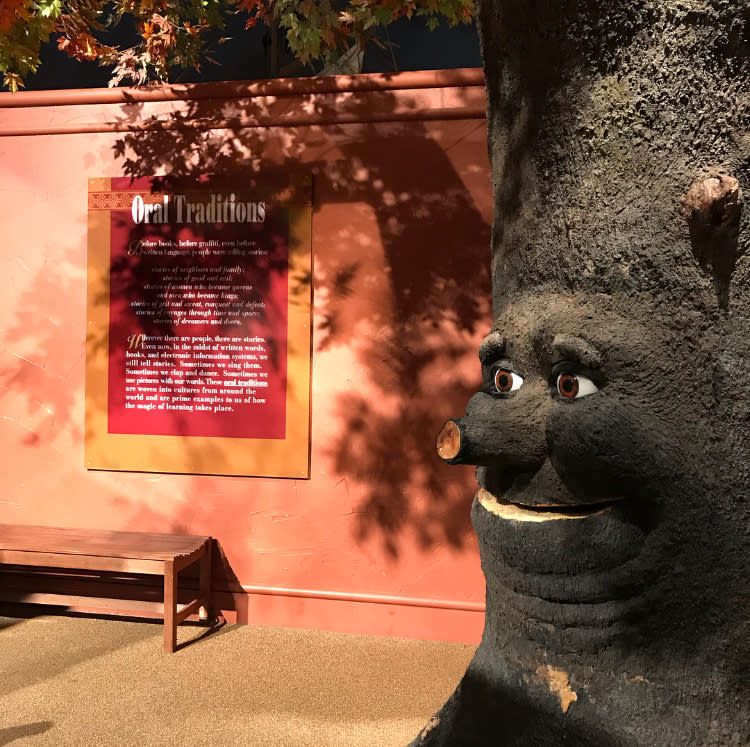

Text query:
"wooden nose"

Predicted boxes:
[[437, 420, 462, 461]]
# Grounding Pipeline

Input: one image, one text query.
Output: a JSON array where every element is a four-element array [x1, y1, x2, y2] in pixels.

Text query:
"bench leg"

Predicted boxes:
[[164, 559, 177, 653], [199, 541, 213, 622]]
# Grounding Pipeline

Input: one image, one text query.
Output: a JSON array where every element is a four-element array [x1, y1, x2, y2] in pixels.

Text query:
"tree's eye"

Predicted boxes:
[[556, 372, 598, 399], [493, 369, 523, 393]]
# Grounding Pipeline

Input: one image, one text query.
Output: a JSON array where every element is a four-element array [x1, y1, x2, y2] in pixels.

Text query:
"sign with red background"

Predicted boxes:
[[86, 175, 312, 477], [106, 178, 288, 439]]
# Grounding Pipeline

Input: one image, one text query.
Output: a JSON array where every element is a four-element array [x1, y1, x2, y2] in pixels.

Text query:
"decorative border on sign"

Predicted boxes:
[[88, 191, 166, 210], [84, 174, 313, 478]]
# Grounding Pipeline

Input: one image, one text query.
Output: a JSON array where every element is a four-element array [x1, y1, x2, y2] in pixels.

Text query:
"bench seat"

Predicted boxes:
[[0, 524, 213, 652]]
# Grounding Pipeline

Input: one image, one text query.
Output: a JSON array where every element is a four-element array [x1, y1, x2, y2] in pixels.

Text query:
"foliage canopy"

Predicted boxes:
[[0, 0, 474, 91]]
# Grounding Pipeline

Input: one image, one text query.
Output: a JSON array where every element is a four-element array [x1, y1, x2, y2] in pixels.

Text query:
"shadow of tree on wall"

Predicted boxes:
[[1, 80, 491, 565], [0, 238, 86, 448], [103, 84, 490, 558]]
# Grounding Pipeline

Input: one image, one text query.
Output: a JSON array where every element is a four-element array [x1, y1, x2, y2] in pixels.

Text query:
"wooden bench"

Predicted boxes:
[[0, 524, 213, 652]]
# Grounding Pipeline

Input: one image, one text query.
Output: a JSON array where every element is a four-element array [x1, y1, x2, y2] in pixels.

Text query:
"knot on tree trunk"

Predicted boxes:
[[683, 174, 744, 309], [684, 174, 743, 230]]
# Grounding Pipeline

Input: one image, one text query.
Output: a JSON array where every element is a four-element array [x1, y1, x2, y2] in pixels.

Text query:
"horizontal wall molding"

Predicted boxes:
[[0, 569, 485, 614], [0, 69, 487, 138], [0, 68, 485, 109], [241, 584, 485, 613]]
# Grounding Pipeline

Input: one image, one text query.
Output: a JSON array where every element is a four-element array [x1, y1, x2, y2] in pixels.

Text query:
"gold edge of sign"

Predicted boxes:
[[85, 176, 313, 479], [85, 179, 113, 467]]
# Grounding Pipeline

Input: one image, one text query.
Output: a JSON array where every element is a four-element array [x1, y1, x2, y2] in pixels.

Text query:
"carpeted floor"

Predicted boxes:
[[0, 612, 474, 746]]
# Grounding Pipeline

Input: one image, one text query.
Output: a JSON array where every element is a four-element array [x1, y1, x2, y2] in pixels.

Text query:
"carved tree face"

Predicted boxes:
[[444, 291, 723, 644], [414, 4, 750, 744]]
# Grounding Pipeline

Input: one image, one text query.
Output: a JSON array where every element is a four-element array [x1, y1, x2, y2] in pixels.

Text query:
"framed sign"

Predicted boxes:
[[85, 175, 312, 477]]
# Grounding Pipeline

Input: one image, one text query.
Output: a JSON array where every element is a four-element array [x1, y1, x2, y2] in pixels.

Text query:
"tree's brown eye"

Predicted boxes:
[[554, 372, 598, 399], [557, 373, 579, 398], [495, 369, 512, 392], [493, 369, 523, 393]]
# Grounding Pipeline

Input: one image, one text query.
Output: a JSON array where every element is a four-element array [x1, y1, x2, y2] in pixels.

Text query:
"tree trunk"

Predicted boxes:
[[412, 2, 749, 745]]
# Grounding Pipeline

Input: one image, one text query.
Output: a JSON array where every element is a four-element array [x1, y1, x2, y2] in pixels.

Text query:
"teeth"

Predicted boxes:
[[478, 488, 611, 523]]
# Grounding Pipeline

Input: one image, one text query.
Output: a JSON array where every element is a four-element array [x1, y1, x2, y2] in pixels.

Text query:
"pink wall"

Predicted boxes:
[[0, 70, 492, 642]]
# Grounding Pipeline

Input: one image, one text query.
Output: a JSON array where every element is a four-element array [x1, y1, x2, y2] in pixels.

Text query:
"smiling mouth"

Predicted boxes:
[[478, 488, 622, 522]]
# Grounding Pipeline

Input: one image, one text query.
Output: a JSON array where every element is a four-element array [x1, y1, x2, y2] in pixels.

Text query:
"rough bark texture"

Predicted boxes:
[[411, 1, 749, 745]]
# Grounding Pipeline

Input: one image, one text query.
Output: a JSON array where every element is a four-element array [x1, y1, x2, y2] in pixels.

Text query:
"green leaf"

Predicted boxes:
[[38, 0, 62, 20], [373, 7, 393, 25]]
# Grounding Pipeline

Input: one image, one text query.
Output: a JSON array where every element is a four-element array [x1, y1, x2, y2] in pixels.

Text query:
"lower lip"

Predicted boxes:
[[472, 488, 649, 581], [477, 488, 618, 522], [473, 489, 650, 631]]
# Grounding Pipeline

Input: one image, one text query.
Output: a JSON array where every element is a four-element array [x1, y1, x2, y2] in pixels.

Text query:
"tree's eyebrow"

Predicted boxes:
[[479, 331, 507, 364], [551, 334, 602, 367]]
